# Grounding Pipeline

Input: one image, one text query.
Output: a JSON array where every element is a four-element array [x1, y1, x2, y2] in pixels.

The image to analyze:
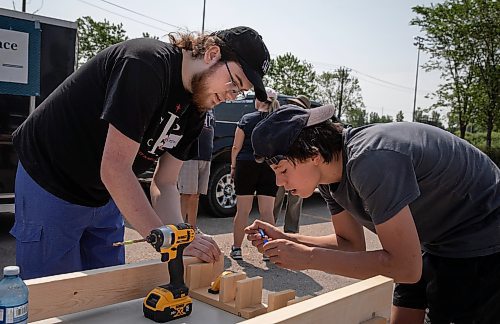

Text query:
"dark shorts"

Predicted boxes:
[[234, 160, 278, 197], [393, 251, 500, 323]]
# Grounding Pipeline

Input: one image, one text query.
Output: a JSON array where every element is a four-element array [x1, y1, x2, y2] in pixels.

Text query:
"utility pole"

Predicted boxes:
[[201, 0, 206, 33], [337, 66, 351, 120], [412, 36, 424, 122], [22, 0, 27, 12]]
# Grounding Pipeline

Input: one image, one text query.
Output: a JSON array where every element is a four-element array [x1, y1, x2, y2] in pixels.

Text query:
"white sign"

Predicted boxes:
[[0, 28, 29, 84]]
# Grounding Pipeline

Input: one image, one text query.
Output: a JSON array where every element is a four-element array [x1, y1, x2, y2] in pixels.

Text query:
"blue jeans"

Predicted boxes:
[[10, 163, 125, 279]]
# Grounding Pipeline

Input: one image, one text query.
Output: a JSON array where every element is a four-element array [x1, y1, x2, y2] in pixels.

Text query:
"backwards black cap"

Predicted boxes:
[[213, 26, 271, 102], [252, 104, 336, 165]]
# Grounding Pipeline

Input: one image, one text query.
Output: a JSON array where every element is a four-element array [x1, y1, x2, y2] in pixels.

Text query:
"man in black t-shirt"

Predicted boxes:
[[11, 26, 270, 279], [247, 105, 500, 323]]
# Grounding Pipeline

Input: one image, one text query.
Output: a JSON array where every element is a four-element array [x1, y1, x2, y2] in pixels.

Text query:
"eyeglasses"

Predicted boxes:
[[254, 154, 287, 166], [225, 61, 245, 97]]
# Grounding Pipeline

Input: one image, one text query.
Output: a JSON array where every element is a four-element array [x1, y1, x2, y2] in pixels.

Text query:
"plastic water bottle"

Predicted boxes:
[[0, 266, 29, 324]]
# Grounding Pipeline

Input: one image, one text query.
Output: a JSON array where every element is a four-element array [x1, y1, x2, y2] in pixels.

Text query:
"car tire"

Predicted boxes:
[[202, 162, 236, 218]]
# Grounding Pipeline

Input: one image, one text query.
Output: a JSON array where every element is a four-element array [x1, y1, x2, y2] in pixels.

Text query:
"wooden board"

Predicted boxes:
[[26, 256, 217, 322], [239, 275, 393, 324]]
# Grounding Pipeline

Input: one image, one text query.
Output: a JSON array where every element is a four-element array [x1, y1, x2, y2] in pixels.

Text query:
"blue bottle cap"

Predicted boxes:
[[3, 266, 20, 276], [258, 229, 268, 244]]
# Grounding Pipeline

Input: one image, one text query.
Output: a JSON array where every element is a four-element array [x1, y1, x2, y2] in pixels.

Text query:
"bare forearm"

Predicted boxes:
[[231, 147, 240, 168], [287, 233, 364, 252], [309, 247, 419, 283], [150, 181, 184, 225], [102, 167, 163, 238]]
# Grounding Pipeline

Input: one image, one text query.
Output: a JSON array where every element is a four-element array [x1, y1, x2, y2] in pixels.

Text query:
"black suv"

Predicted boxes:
[[200, 93, 321, 218]]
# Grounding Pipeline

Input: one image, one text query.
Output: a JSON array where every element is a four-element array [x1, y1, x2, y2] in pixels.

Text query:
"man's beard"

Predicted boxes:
[[191, 62, 224, 112]]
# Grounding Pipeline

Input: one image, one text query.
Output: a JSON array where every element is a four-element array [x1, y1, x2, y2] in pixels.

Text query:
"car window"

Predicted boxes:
[[213, 95, 323, 124], [213, 99, 255, 123]]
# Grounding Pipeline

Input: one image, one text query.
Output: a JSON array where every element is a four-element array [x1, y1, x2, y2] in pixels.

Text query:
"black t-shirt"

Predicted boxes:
[[13, 38, 205, 207], [237, 111, 269, 161]]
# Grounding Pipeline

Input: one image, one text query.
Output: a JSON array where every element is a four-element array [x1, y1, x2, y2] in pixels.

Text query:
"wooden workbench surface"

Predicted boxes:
[[32, 298, 242, 324]]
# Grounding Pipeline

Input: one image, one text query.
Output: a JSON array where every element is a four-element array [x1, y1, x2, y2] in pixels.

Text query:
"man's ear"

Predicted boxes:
[[204, 45, 222, 64]]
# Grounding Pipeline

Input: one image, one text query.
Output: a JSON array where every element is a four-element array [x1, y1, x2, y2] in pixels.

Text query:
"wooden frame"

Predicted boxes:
[[26, 257, 393, 323]]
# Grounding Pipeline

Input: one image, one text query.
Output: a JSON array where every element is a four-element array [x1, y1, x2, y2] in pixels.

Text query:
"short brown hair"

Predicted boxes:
[[168, 32, 238, 62]]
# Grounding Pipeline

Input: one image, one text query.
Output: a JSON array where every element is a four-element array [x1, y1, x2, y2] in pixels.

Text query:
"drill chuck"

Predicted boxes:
[[147, 226, 175, 252], [146, 224, 195, 253]]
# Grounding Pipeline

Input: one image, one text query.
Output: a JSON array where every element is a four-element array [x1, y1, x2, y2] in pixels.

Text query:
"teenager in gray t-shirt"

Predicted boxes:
[[246, 104, 500, 323]]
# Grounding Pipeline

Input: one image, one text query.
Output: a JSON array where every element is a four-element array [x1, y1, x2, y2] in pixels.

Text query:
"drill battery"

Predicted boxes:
[[143, 283, 192, 322]]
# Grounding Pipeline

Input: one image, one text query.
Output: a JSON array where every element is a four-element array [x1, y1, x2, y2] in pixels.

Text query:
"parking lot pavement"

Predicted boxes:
[[0, 193, 382, 302]]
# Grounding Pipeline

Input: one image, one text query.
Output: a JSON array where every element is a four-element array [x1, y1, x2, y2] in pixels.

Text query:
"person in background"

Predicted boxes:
[[178, 110, 215, 229], [11, 26, 270, 279], [273, 95, 311, 234], [247, 104, 500, 324], [229, 87, 280, 260]]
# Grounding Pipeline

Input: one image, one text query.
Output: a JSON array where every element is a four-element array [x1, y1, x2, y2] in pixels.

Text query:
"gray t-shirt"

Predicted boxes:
[[319, 122, 500, 258]]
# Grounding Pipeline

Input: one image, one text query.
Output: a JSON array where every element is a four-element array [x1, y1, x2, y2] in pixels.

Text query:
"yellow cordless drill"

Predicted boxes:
[[142, 223, 195, 323]]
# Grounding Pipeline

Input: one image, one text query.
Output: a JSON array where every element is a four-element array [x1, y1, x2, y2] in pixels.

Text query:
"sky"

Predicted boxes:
[[1, 0, 445, 121]]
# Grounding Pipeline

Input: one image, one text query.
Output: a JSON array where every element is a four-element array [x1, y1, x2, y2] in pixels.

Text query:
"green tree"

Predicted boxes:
[[369, 112, 393, 124], [315, 68, 364, 120], [415, 108, 445, 128], [142, 32, 159, 40], [369, 112, 381, 124], [396, 110, 405, 122], [380, 115, 394, 123], [411, 0, 499, 148], [345, 107, 368, 127], [77, 16, 128, 67], [264, 53, 317, 97], [315, 71, 336, 105]]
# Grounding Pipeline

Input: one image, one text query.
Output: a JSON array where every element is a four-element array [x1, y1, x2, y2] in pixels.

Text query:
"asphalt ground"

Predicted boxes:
[[0, 193, 382, 302]]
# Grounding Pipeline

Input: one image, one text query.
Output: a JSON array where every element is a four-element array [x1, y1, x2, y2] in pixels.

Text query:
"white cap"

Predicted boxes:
[[4, 266, 20, 276]]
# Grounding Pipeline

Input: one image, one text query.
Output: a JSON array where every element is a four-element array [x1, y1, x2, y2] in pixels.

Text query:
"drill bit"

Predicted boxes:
[[112, 238, 147, 247]]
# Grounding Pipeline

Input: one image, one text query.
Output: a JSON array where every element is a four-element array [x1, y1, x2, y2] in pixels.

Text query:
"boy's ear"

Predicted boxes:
[[309, 146, 321, 165], [312, 151, 322, 165]]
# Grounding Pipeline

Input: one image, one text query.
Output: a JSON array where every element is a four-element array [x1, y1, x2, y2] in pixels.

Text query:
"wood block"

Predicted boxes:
[[235, 277, 263, 310], [190, 287, 238, 315], [189, 271, 267, 319], [212, 253, 224, 279], [238, 303, 268, 318], [189, 286, 266, 319], [219, 272, 247, 303], [186, 263, 213, 290], [185, 254, 224, 290], [267, 289, 296, 312], [286, 295, 313, 306]]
